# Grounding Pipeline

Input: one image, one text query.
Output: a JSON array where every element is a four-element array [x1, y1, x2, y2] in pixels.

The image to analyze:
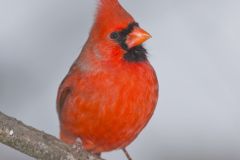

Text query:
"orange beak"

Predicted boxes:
[[126, 27, 151, 49]]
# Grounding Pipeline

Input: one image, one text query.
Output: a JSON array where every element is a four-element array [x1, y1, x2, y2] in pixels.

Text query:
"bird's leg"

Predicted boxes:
[[122, 148, 133, 160], [73, 138, 102, 158], [72, 138, 83, 152], [94, 153, 101, 158]]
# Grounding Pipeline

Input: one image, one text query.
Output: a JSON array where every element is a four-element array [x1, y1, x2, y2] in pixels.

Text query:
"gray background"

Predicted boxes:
[[0, 0, 240, 160]]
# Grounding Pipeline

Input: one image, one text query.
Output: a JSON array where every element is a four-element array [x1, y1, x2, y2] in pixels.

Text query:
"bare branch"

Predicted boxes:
[[0, 111, 104, 160]]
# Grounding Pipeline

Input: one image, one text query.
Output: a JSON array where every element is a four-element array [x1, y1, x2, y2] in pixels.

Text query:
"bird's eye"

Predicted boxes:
[[110, 32, 119, 40]]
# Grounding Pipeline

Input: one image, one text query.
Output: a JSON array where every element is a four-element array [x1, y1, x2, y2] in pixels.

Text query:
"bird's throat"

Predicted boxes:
[[123, 45, 147, 62]]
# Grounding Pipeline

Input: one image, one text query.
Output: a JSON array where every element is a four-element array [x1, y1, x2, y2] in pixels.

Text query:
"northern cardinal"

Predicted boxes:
[[57, 0, 158, 159]]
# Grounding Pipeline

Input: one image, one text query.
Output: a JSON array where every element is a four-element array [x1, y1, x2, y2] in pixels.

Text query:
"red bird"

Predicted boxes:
[[57, 0, 158, 159]]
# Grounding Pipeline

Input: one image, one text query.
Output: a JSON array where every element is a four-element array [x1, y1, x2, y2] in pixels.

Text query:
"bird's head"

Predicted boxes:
[[88, 0, 151, 62]]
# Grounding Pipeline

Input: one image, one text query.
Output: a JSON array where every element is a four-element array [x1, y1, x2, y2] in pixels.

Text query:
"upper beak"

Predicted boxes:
[[126, 27, 151, 49]]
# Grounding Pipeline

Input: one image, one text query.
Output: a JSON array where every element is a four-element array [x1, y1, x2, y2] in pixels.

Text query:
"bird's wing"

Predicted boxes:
[[57, 84, 72, 120]]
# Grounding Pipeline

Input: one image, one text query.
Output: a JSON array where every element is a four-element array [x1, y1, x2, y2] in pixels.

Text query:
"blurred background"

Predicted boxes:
[[0, 0, 240, 159]]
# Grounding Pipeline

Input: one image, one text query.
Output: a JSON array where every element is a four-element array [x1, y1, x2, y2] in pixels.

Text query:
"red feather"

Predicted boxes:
[[57, 0, 158, 154]]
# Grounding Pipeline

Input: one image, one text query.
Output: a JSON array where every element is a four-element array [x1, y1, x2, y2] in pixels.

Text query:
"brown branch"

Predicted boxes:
[[0, 111, 104, 160]]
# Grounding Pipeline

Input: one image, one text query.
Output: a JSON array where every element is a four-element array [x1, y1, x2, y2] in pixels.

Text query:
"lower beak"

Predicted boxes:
[[126, 27, 151, 49]]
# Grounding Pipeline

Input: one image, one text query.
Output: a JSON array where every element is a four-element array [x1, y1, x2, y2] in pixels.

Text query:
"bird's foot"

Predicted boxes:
[[72, 138, 84, 152], [122, 148, 133, 160], [72, 138, 102, 159], [94, 153, 101, 158]]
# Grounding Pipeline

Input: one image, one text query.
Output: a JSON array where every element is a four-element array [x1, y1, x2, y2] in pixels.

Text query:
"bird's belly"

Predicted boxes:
[[63, 88, 156, 152], [61, 64, 158, 152], [65, 94, 156, 152]]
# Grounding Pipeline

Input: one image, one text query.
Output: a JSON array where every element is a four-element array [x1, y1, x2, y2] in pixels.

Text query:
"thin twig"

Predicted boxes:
[[122, 148, 132, 160]]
